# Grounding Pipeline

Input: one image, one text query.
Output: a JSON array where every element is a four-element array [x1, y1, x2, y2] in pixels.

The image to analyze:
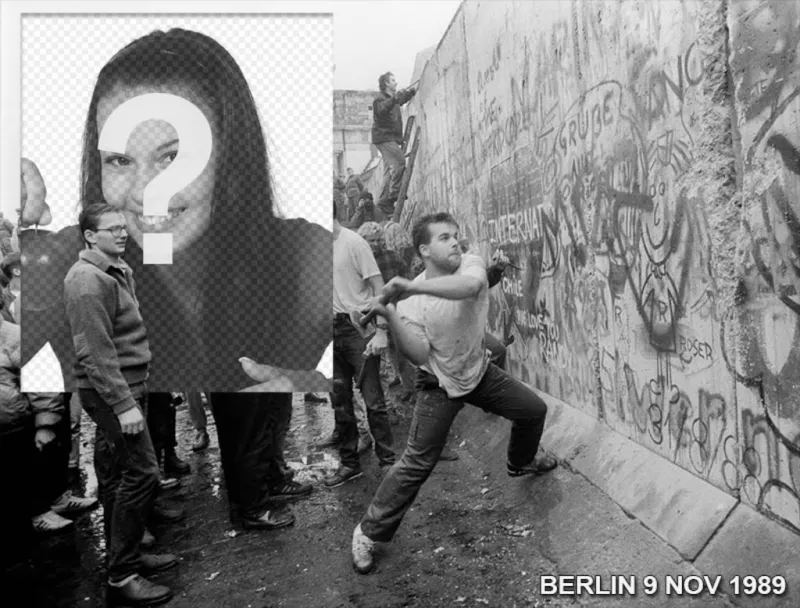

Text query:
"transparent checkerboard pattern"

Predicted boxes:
[[20, 14, 333, 391]]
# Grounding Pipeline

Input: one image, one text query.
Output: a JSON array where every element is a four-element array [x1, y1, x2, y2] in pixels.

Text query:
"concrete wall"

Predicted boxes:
[[402, 0, 800, 534]]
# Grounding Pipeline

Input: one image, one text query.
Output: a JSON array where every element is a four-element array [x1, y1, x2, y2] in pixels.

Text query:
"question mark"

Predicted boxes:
[[98, 93, 213, 264]]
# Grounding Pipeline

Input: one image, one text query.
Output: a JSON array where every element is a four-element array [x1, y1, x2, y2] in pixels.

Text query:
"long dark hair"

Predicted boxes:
[[79, 29, 286, 388]]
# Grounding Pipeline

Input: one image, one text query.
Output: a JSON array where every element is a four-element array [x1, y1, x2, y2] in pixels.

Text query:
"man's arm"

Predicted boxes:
[[407, 274, 484, 300], [385, 304, 429, 366], [374, 88, 417, 117], [366, 273, 386, 297], [64, 270, 138, 415]]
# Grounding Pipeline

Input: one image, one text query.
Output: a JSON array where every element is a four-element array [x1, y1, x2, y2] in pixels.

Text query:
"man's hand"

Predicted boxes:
[[117, 406, 145, 435], [381, 277, 412, 303], [34, 428, 56, 451], [364, 328, 389, 357], [239, 357, 332, 392], [490, 250, 509, 271], [20, 158, 52, 228]]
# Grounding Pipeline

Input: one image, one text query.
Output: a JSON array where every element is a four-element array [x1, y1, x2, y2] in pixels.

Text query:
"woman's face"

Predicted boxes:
[[96, 84, 220, 253]]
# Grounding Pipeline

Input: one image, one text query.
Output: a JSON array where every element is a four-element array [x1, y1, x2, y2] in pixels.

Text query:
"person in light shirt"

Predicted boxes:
[[351, 212, 558, 574]]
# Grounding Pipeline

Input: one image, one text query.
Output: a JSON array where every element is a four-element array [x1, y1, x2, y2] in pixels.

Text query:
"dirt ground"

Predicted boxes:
[[10, 380, 735, 608]]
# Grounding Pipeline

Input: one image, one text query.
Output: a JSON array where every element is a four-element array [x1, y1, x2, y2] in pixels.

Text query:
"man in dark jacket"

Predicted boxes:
[[63, 203, 175, 607], [372, 72, 416, 211]]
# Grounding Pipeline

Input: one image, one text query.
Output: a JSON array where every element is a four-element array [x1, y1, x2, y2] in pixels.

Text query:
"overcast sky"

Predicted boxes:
[[330, 0, 462, 90]]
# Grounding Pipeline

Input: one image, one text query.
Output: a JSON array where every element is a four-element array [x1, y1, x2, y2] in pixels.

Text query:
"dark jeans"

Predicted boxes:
[[210, 393, 289, 522], [360, 363, 548, 542], [187, 392, 207, 431], [376, 141, 405, 206], [332, 317, 394, 468], [146, 392, 176, 463], [30, 409, 71, 516], [273, 396, 293, 480], [0, 424, 35, 572], [79, 385, 159, 582]]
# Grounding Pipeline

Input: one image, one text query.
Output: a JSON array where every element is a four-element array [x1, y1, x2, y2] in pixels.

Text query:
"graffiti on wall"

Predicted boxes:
[[728, 0, 800, 533], [404, 0, 800, 532]]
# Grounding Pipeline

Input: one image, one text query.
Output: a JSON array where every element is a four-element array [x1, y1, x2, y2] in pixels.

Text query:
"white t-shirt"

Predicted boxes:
[[397, 253, 490, 398], [333, 226, 381, 314]]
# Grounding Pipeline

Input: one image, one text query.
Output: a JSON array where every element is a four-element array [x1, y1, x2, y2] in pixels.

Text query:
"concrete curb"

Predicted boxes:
[[450, 391, 800, 606]]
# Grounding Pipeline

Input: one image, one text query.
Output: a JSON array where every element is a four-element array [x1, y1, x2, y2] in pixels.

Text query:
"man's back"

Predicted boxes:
[[398, 253, 490, 397], [333, 226, 381, 314]]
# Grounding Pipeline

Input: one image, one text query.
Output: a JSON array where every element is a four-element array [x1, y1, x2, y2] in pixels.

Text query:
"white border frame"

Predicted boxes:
[[1, 0, 341, 221]]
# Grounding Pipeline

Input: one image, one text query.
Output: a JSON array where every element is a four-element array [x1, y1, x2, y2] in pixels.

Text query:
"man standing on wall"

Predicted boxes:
[[372, 72, 416, 215], [64, 203, 175, 606], [350, 212, 557, 574]]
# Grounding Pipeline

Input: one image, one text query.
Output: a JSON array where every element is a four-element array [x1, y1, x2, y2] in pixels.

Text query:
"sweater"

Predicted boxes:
[[63, 249, 151, 414]]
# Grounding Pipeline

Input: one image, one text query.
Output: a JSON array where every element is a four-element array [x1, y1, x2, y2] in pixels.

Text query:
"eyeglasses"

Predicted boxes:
[[96, 226, 129, 237]]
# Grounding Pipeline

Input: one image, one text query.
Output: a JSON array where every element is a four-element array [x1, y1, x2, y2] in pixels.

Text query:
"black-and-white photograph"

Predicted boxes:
[[2, 0, 799, 606]]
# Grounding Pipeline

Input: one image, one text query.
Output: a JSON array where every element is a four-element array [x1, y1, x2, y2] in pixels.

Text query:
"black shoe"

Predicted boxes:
[[508, 451, 558, 477], [304, 392, 327, 403], [269, 480, 313, 500], [107, 574, 173, 607], [242, 506, 295, 530], [138, 553, 178, 576], [191, 430, 210, 452], [316, 432, 343, 448], [324, 465, 363, 488], [151, 503, 185, 523], [164, 450, 191, 477]]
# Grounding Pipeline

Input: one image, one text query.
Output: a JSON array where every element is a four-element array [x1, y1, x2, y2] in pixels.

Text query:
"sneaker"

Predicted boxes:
[[357, 436, 373, 454], [304, 392, 328, 403], [50, 491, 98, 517], [269, 480, 313, 500], [107, 573, 173, 607], [351, 523, 375, 574], [32, 510, 73, 533], [507, 450, 558, 477], [323, 465, 363, 488], [242, 506, 295, 530], [191, 429, 210, 452]]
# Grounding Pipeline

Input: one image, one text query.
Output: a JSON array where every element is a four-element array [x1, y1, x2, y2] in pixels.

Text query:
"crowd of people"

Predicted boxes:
[[1, 47, 559, 607]]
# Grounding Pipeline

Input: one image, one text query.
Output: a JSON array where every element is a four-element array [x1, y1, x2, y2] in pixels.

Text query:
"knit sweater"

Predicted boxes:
[[63, 249, 151, 414]]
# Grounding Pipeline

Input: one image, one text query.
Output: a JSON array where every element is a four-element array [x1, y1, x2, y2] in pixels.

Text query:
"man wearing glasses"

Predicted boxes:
[[63, 203, 176, 606]]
